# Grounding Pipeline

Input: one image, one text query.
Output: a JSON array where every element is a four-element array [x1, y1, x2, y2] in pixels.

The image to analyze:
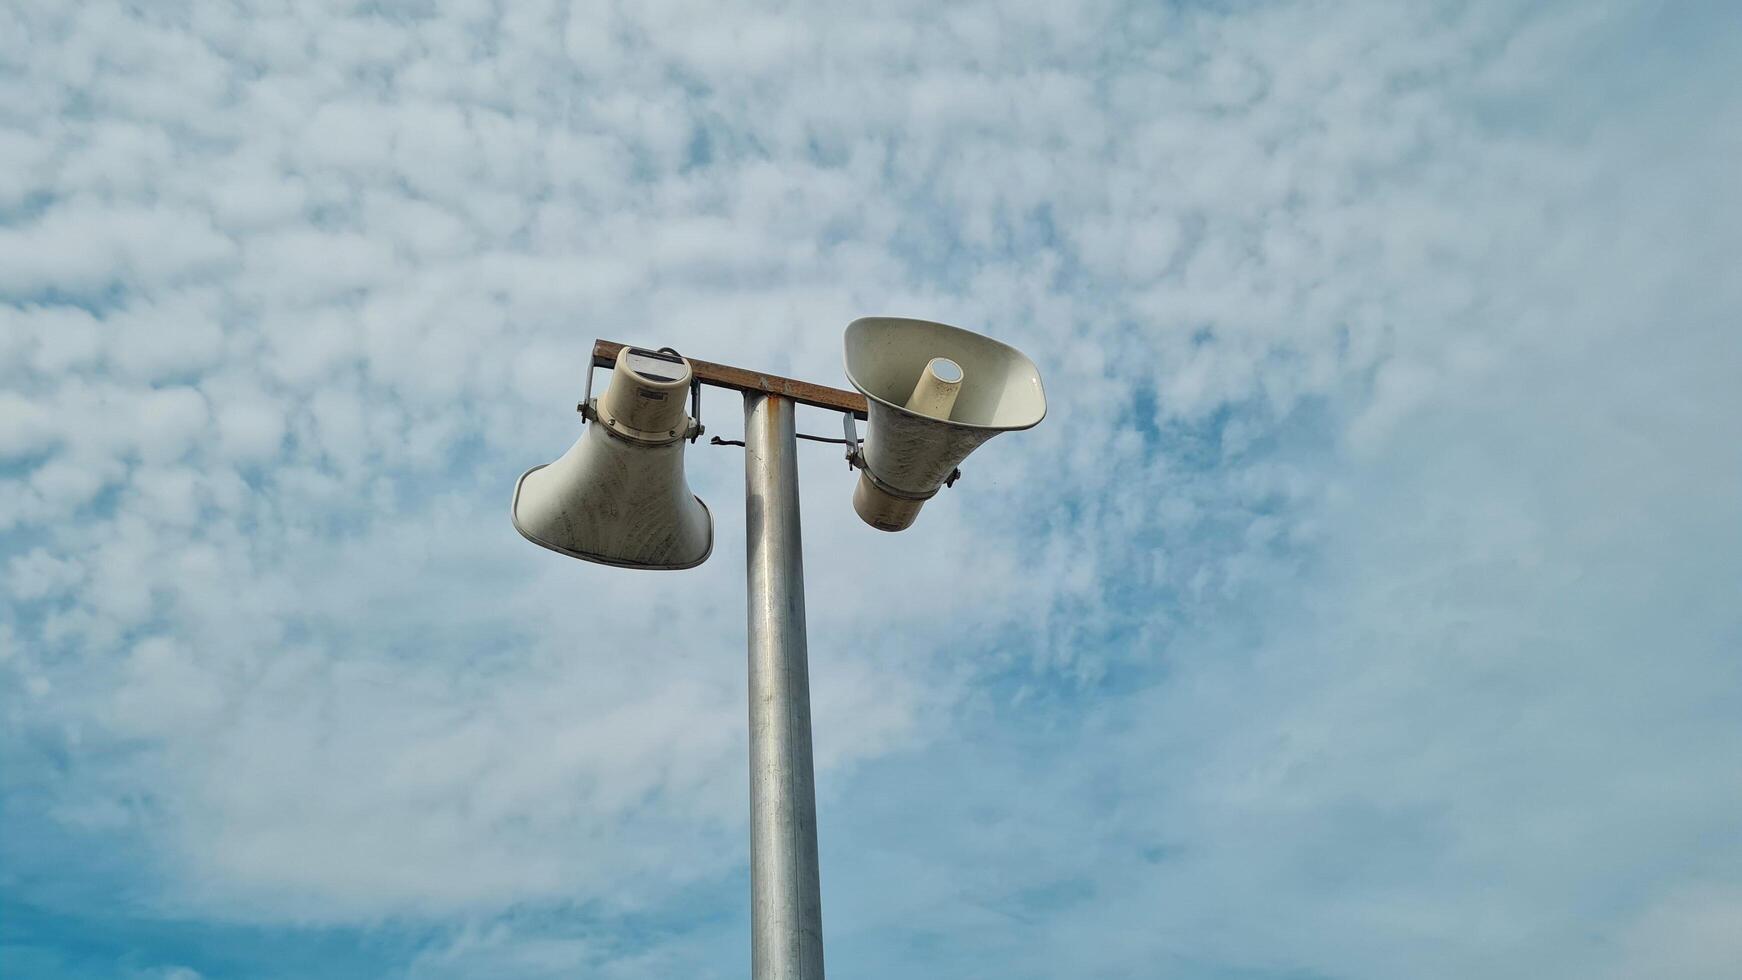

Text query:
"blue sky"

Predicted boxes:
[[3, 0, 1740, 977]]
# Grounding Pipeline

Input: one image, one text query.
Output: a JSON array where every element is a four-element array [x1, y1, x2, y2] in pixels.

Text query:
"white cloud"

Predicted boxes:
[[0, 200, 237, 295], [6, 547, 86, 602], [0, 0, 1737, 977]]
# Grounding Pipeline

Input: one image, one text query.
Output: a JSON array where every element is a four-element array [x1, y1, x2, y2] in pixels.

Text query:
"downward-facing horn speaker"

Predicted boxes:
[[512, 347, 713, 569]]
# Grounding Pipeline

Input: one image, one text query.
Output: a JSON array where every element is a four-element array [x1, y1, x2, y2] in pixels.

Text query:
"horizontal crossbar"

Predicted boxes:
[[591, 339, 869, 419]]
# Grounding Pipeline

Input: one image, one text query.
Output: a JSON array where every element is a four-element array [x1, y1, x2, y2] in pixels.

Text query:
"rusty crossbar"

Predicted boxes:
[[591, 339, 869, 419]]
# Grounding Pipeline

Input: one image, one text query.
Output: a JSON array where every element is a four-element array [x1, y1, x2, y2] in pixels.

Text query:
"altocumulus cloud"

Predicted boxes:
[[2, 0, 1740, 978]]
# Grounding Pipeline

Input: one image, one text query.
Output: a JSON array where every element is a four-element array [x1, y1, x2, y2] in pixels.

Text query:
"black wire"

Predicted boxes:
[[708, 435, 862, 448]]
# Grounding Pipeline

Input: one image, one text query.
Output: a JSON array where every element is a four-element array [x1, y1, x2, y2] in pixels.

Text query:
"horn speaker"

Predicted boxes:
[[512, 347, 713, 569], [843, 317, 1046, 531]]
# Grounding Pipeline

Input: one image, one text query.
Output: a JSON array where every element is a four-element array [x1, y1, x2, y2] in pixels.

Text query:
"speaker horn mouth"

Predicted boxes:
[[843, 316, 1046, 432], [510, 459, 714, 571]]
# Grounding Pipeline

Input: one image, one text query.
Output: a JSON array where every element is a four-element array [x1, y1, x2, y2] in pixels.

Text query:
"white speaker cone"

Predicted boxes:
[[903, 357, 964, 421]]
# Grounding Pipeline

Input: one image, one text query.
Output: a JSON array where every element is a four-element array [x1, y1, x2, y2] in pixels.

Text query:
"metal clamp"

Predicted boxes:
[[842, 412, 863, 470], [657, 347, 706, 444], [577, 356, 598, 422], [839, 412, 961, 491], [579, 398, 697, 446]]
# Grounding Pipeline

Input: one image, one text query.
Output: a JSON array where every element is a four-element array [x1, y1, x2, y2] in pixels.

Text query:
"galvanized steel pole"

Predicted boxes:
[[742, 392, 826, 980]]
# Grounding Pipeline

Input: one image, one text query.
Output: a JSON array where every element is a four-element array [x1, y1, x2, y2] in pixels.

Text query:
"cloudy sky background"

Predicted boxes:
[[3, 0, 1740, 977]]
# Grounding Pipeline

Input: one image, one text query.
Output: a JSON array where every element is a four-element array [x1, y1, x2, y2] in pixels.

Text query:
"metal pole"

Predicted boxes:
[[743, 392, 826, 980]]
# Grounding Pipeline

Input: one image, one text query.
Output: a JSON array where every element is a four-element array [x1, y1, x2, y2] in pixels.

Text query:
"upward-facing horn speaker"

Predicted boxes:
[[512, 347, 713, 569], [843, 317, 1046, 532]]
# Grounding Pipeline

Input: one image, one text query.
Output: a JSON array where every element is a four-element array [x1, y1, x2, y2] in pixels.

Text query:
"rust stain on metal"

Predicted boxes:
[[592, 339, 868, 419]]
